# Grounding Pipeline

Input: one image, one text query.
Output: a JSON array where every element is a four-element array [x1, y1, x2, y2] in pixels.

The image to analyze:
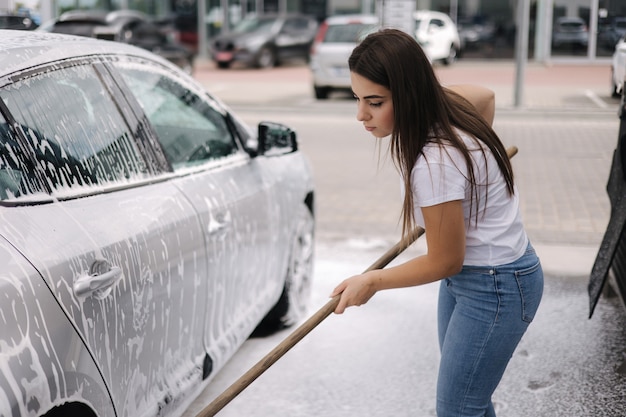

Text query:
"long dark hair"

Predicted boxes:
[[348, 28, 514, 238]]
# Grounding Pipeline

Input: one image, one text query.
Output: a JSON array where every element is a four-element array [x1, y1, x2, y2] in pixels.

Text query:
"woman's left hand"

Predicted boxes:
[[330, 271, 379, 314]]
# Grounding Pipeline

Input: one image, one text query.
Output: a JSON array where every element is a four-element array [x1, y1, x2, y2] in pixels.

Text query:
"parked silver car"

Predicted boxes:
[[309, 14, 379, 99], [309, 10, 460, 100], [552, 16, 589, 49], [0, 30, 315, 417]]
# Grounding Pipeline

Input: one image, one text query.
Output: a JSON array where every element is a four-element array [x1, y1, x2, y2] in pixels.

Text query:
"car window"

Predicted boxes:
[[113, 63, 238, 169], [283, 17, 309, 32], [558, 20, 584, 30], [0, 64, 150, 198], [127, 20, 167, 47], [49, 20, 103, 36], [233, 16, 276, 34], [430, 19, 445, 29], [0, 112, 44, 200], [324, 23, 377, 43], [0, 15, 33, 30]]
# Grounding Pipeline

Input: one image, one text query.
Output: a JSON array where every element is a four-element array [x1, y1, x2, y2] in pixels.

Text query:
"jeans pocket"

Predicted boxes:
[[515, 260, 544, 323]]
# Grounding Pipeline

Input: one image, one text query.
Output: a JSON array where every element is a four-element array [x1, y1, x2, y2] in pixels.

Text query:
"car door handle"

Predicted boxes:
[[73, 259, 122, 299], [208, 211, 231, 236]]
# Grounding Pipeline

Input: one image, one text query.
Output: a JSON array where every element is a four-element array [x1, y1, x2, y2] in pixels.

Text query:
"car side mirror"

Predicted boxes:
[[257, 122, 298, 156]]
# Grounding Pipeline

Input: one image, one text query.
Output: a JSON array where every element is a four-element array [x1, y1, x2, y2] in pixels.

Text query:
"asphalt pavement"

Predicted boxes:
[[184, 58, 626, 416]]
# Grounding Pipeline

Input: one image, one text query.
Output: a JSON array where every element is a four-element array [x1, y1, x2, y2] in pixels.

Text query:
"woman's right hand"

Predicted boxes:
[[330, 270, 380, 314]]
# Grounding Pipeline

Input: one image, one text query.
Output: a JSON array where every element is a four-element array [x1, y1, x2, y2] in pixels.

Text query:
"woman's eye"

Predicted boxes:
[[370, 102, 383, 108]]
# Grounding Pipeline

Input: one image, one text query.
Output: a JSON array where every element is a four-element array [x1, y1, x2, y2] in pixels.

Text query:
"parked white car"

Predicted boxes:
[[611, 34, 626, 98], [414, 10, 461, 65]]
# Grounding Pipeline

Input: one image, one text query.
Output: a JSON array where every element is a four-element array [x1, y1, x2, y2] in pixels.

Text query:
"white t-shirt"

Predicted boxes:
[[410, 131, 528, 266]]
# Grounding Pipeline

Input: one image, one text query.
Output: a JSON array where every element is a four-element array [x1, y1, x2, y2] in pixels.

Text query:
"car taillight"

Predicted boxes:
[[311, 21, 329, 55]]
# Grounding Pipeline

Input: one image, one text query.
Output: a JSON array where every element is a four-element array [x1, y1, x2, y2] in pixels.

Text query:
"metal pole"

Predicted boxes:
[[514, 0, 530, 108], [198, 0, 208, 59], [449, 0, 458, 24], [588, 0, 599, 60]]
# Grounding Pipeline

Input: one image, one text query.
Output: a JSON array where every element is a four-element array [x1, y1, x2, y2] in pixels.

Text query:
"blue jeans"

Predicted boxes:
[[436, 243, 543, 417]]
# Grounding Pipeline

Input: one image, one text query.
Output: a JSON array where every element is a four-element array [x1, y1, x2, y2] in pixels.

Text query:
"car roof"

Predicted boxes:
[[0, 30, 166, 78], [323, 14, 379, 25]]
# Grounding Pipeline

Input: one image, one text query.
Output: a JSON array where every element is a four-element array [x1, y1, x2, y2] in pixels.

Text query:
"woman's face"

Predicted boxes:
[[350, 72, 394, 138]]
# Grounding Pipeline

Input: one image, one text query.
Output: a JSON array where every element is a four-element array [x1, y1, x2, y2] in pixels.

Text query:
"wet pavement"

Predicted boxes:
[[182, 59, 626, 416]]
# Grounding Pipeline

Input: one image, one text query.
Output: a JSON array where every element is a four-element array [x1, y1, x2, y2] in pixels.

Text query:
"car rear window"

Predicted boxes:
[[0, 15, 33, 30], [324, 23, 377, 43], [232, 17, 276, 34], [558, 21, 584, 30], [50, 20, 105, 37]]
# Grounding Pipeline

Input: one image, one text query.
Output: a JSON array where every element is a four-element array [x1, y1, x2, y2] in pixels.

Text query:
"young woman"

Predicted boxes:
[[330, 28, 544, 417]]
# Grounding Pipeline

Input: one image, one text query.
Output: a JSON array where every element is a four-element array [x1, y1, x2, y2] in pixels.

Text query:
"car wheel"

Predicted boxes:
[[443, 45, 458, 66], [314, 86, 330, 100], [254, 203, 314, 334], [217, 61, 231, 69], [256, 46, 276, 69]]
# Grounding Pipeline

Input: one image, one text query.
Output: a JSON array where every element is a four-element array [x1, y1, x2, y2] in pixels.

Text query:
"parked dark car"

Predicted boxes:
[[603, 17, 626, 50], [0, 13, 38, 30], [457, 15, 496, 50], [210, 13, 319, 69], [37, 9, 195, 73], [0, 30, 315, 417]]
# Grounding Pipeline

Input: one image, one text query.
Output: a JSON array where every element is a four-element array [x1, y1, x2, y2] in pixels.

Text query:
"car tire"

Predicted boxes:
[[443, 45, 458, 66], [314, 86, 330, 100], [256, 46, 276, 69], [217, 61, 231, 69], [253, 203, 314, 334]]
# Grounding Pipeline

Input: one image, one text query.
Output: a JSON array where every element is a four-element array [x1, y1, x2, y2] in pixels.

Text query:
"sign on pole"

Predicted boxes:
[[379, 0, 415, 35]]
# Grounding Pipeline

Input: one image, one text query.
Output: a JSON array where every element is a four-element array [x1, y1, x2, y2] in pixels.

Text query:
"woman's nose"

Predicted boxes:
[[356, 103, 369, 122]]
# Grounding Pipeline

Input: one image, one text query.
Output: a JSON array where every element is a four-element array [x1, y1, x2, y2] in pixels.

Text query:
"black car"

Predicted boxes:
[[0, 13, 38, 30], [211, 13, 318, 69], [37, 9, 195, 73]]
